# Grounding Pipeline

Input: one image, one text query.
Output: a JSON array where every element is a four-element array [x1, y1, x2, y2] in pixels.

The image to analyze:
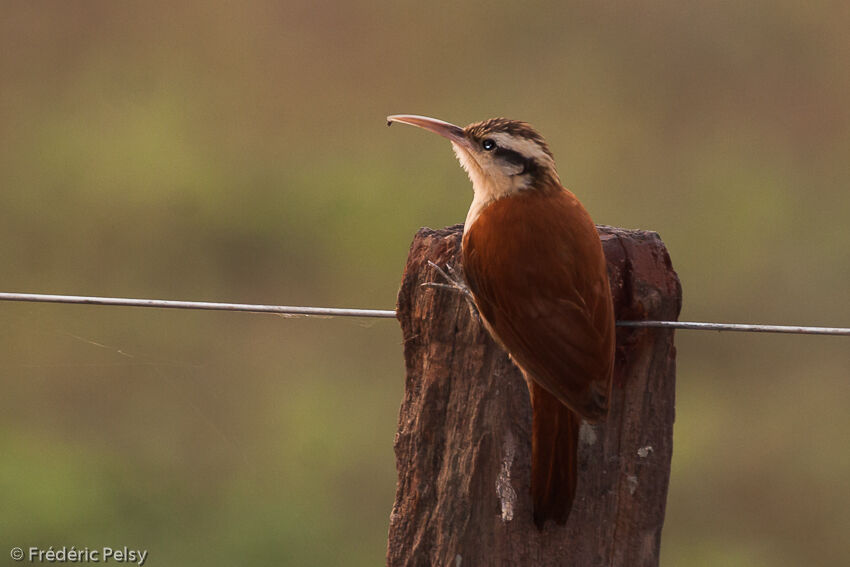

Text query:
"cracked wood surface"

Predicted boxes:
[[387, 224, 681, 567]]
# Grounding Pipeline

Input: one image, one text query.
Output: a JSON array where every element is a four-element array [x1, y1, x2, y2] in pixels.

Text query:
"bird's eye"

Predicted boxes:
[[482, 139, 496, 151]]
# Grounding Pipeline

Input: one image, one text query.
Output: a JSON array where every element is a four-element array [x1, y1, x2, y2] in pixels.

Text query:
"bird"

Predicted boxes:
[[387, 114, 615, 528]]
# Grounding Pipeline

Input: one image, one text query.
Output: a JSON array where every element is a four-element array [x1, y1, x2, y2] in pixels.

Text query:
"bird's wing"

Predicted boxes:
[[462, 195, 615, 421]]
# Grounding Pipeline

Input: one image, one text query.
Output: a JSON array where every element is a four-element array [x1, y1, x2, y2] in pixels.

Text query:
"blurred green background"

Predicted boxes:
[[1, 2, 848, 565]]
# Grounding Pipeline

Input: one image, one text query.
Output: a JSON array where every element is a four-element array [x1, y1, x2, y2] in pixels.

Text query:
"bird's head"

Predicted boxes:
[[387, 115, 559, 205]]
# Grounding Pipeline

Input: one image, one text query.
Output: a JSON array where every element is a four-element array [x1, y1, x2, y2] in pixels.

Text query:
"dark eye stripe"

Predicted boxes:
[[494, 147, 528, 167]]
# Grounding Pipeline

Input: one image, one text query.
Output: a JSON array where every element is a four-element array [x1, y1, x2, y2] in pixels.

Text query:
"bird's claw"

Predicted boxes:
[[422, 261, 480, 321]]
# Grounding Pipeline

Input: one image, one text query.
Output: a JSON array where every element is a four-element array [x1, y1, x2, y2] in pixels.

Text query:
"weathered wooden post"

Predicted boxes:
[[387, 224, 681, 567]]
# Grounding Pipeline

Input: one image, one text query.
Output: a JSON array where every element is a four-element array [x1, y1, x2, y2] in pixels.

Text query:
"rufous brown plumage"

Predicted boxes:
[[388, 114, 615, 528]]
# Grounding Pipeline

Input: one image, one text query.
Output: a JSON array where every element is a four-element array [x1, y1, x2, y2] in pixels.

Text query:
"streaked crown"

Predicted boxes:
[[464, 118, 554, 161], [457, 117, 559, 191]]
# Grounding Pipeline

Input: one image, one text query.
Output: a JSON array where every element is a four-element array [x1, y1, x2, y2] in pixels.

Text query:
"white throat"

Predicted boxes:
[[453, 142, 534, 234]]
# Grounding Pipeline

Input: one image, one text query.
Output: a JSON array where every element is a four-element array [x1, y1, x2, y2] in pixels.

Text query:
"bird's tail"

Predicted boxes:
[[529, 379, 580, 528]]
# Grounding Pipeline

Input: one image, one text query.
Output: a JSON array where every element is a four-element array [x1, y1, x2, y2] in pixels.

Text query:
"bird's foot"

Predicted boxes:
[[422, 261, 474, 301], [422, 261, 480, 322]]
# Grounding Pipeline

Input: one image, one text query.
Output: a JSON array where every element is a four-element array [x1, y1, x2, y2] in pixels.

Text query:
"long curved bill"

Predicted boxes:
[[387, 114, 471, 149]]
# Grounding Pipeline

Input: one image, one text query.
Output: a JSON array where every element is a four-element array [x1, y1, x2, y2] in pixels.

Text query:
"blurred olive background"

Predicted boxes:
[[1, 2, 848, 565]]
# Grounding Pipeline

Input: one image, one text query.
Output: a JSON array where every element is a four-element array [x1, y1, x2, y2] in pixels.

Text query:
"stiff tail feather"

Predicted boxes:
[[530, 379, 581, 528]]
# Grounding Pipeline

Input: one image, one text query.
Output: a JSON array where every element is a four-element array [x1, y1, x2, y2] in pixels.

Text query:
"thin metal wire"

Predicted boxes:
[[616, 320, 850, 336], [0, 291, 848, 336], [0, 292, 396, 318]]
